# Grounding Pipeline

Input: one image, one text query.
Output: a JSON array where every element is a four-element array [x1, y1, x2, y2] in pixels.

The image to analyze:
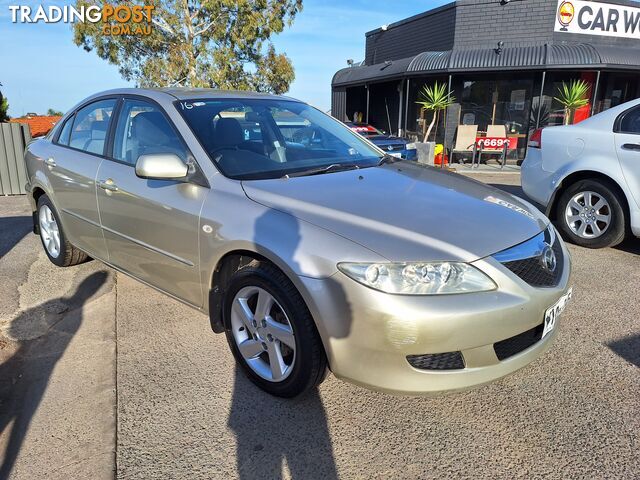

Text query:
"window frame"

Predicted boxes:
[[104, 94, 210, 188], [51, 96, 120, 159], [107, 95, 192, 168], [614, 104, 640, 135]]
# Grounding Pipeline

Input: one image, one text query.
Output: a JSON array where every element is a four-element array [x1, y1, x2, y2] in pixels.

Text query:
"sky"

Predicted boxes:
[[0, 0, 449, 117]]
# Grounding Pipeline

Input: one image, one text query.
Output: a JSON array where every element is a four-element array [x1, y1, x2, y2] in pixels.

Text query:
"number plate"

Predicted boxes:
[[389, 152, 402, 158], [542, 288, 572, 339]]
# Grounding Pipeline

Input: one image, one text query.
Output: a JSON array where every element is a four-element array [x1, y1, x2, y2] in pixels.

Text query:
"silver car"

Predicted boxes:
[[25, 89, 572, 397], [523, 98, 640, 249]]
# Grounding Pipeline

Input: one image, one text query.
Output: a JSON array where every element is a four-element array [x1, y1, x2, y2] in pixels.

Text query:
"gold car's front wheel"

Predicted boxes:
[[222, 260, 327, 397]]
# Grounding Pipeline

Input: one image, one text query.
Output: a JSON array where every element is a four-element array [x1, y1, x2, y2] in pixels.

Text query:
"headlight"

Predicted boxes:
[[337, 262, 496, 295], [406, 142, 416, 150]]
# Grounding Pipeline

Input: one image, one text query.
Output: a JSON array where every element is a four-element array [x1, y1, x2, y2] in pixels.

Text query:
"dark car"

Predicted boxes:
[[345, 122, 416, 160]]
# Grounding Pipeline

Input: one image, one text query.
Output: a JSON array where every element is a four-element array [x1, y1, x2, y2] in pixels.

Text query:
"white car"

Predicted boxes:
[[522, 98, 640, 249]]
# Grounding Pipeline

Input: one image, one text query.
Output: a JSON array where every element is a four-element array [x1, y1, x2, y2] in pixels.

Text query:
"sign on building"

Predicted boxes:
[[555, 0, 640, 39]]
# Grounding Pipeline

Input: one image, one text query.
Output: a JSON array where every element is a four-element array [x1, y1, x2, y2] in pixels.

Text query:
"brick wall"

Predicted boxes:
[[365, 4, 456, 65], [363, 0, 640, 64]]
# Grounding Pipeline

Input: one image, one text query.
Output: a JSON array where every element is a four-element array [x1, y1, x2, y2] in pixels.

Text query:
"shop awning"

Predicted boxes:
[[332, 43, 640, 86], [331, 56, 414, 87]]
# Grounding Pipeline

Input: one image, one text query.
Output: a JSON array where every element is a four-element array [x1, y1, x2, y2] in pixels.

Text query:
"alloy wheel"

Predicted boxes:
[[230, 286, 296, 382], [564, 190, 611, 239], [39, 205, 61, 258]]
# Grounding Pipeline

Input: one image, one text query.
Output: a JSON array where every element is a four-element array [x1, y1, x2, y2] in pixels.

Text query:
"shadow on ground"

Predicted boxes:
[[487, 182, 526, 199], [0, 215, 31, 259], [607, 333, 640, 368], [228, 369, 338, 479], [0, 271, 108, 478], [614, 238, 640, 255]]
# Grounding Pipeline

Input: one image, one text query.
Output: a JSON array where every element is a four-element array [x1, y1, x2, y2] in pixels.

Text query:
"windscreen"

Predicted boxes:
[[176, 98, 383, 180]]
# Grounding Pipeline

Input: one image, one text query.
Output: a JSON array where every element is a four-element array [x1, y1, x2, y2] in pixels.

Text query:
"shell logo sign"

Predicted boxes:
[[554, 0, 640, 39], [557, 1, 575, 30]]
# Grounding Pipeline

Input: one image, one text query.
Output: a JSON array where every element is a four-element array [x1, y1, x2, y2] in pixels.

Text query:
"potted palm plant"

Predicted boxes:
[[555, 79, 590, 125], [414, 82, 455, 165]]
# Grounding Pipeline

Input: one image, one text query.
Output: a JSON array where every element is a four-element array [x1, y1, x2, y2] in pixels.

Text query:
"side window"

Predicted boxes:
[[68, 99, 117, 155], [619, 107, 640, 134], [56, 115, 74, 146], [113, 99, 187, 165]]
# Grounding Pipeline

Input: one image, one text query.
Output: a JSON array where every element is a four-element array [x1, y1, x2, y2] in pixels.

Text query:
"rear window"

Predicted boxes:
[[618, 107, 640, 134], [56, 115, 74, 146]]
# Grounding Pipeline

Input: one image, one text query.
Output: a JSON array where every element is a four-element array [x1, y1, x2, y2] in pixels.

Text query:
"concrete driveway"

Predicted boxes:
[[1, 173, 639, 479]]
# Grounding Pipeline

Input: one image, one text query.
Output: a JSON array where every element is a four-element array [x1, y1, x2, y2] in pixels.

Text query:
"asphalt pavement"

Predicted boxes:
[[1, 173, 639, 479]]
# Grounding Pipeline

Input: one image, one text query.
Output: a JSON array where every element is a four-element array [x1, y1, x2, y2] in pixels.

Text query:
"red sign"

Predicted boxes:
[[476, 137, 518, 150], [350, 125, 377, 133]]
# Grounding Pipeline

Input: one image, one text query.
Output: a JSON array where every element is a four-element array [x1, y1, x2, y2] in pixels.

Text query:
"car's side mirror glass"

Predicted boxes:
[[135, 153, 189, 180]]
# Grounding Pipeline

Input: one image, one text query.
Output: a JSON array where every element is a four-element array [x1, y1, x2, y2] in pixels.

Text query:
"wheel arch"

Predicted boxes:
[[30, 185, 49, 234], [548, 170, 631, 225], [207, 248, 313, 334]]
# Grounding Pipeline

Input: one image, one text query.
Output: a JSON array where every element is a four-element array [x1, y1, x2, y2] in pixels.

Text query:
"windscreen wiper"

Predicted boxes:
[[284, 163, 360, 178], [377, 154, 401, 166]]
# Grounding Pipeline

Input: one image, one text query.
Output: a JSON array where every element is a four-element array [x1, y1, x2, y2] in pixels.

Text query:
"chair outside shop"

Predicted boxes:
[[449, 125, 478, 164]]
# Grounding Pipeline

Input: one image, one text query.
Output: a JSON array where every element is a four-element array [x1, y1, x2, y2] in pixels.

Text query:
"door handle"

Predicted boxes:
[[621, 143, 640, 151], [97, 179, 119, 192], [44, 157, 56, 167]]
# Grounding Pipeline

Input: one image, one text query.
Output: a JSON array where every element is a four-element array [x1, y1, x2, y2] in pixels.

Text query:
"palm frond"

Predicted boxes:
[[554, 79, 590, 110], [415, 81, 455, 111]]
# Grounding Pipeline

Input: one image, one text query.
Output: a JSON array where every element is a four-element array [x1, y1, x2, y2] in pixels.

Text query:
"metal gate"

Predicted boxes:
[[0, 122, 31, 195]]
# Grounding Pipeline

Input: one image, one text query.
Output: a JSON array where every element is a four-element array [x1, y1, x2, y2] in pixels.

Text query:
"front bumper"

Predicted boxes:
[[298, 239, 572, 395]]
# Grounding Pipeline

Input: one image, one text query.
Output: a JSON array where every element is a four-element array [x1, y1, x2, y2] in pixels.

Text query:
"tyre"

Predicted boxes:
[[555, 179, 626, 249], [37, 195, 89, 267], [222, 259, 327, 397]]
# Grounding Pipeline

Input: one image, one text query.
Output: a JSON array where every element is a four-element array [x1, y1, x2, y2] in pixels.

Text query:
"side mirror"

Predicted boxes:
[[135, 153, 188, 180]]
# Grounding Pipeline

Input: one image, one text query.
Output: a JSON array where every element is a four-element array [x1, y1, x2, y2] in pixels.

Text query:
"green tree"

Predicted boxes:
[[73, 0, 302, 94], [415, 82, 455, 142], [555, 79, 590, 125], [0, 89, 8, 122], [47, 108, 64, 116]]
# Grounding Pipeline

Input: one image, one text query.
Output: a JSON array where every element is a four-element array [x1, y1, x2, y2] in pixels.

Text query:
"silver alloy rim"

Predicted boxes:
[[565, 190, 611, 239], [230, 286, 296, 382], [39, 205, 61, 258]]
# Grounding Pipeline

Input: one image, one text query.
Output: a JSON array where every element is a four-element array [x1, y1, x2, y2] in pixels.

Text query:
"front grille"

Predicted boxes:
[[503, 239, 563, 287], [495, 228, 564, 288], [407, 351, 465, 370], [494, 323, 544, 361]]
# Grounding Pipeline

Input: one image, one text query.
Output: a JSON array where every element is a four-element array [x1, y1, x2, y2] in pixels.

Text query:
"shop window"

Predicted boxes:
[[538, 72, 597, 128], [452, 74, 534, 161], [594, 73, 640, 115], [406, 76, 448, 143]]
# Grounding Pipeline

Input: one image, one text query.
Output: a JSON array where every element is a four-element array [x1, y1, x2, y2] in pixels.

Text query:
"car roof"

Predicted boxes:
[[86, 87, 298, 102]]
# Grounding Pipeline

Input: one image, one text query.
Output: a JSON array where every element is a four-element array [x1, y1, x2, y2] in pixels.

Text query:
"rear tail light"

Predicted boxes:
[[529, 128, 543, 148]]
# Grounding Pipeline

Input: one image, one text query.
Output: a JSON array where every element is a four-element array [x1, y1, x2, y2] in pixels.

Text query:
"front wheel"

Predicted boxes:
[[555, 179, 626, 249], [223, 260, 327, 397]]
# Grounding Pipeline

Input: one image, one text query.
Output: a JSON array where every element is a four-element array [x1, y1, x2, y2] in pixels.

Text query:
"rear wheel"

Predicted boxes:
[[223, 260, 327, 397], [37, 195, 89, 267], [555, 179, 626, 249]]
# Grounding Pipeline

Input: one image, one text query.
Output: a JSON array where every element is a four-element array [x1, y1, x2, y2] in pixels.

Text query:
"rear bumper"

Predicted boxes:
[[521, 150, 555, 209], [298, 240, 572, 395]]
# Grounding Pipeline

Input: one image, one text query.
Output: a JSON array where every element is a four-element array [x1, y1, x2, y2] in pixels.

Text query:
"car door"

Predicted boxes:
[[96, 97, 207, 307], [46, 98, 117, 259], [614, 105, 640, 208]]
